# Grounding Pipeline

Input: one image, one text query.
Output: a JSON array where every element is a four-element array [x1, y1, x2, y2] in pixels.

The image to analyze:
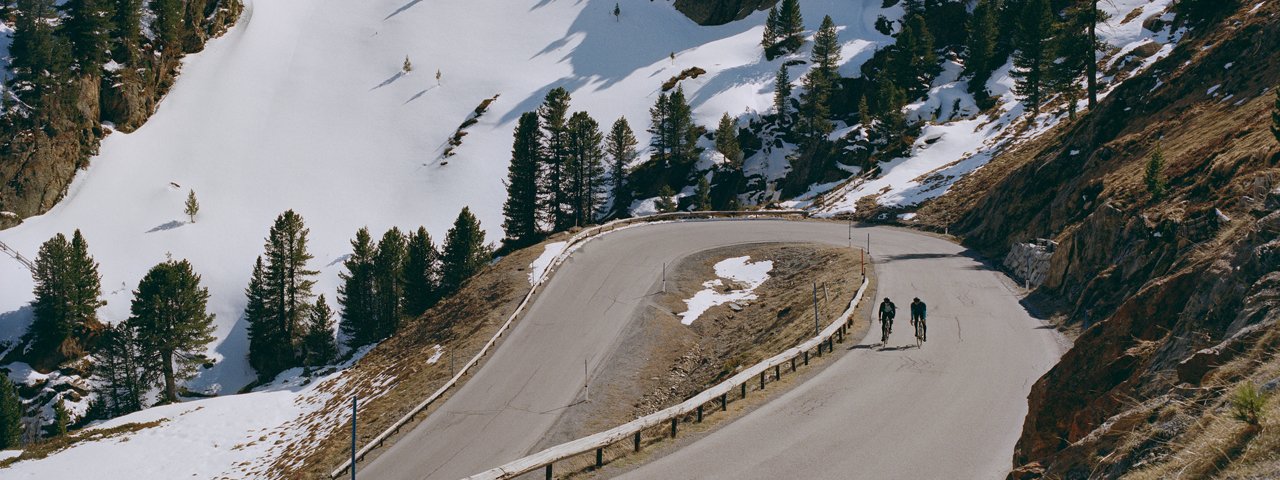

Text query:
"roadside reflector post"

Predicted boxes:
[[350, 396, 357, 480]]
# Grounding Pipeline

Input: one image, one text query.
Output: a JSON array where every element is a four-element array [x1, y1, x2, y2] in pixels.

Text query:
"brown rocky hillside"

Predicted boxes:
[[917, 2, 1280, 478]]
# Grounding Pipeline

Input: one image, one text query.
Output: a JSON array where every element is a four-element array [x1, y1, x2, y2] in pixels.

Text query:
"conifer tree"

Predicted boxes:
[[1013, 0, 1054, 115], [92, 321, 151, 418], [605, 117, 638, 218], [371, 227, 407, 339], [149, 0, 183, 53], [666, 86, 697, 167], [565, 111, 606, 227], [892, 14, 937, 98], [539, 87, 573, 231], [648, 92, 672, 167], [694, 176, 711, 211], [338, 228, 377, 349], [761, 5, 780, 51], [613, 2, 620, 21], [62, 0, 114, 68], [0, 376, 21, 448], [502, 112, 543, 248], [129, 259, 216, 404], [302, 295, 338, 367], [774, 65, 792, 125], [655, 185, 677, 213], [1271, 86, 1280, 144], [403, 227, 439, 317], [777, 0, 804, 52], [184, 189, 199, 223], [247, 210, 317, 378], [964, 0, 1000, 98], [51, 398, 69, 436], [715, 113, 743, 167], [798, 69, 833, 142], [112, 0, 142, 61], [245, 256, 284, 377], [811, 15, 842, 81], [10, 0, 73, 119], [1145, 148, 1167, 200], [402, 55, 412, 73], [29, 230, 104, 362], [440, 207, 490, 295]]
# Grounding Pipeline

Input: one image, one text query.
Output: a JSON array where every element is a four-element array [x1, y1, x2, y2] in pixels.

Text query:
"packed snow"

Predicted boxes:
[[678, 256, 773, 325], [528, 241, 569, 285]]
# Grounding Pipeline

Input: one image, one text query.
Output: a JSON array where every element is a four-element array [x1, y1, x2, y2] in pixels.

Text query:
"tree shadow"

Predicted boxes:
[[404, 85, 437, 105], [385, 0, 426, 20], [146, 220, 186, 233], [0, 306, 34, 358], [371, 71, 406, 91]]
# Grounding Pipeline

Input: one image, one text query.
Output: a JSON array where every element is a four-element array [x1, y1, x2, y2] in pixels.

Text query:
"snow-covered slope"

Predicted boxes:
[[0, 0, 893, 393]]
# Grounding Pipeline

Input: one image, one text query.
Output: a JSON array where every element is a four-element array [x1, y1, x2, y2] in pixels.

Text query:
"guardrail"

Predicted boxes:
[[464, 274, 870, 480], [0, 239, 35, 272], [329, 209, 812, 478]]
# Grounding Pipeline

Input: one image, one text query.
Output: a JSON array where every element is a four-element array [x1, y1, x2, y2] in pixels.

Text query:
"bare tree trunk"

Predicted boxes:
[[162, 350, 177, 402], [1088, 0, 1099, 109]]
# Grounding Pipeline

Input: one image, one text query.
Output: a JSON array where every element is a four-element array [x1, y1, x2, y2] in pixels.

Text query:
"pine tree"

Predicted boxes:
[[667, 86, 697, 167], [248, 211, 317, 379], [761, 6, 780, 51], [694, 176, 712, 211], [402, 55, 412, 73], [51, 399, 69, 436], [1012, 0, 1054, 115], [338, 228, 377, 350], [1271, 86, 1280, 144], [774, 65, 792, 126], [371, 228, 407, 339], [403, 227, 439, 317], [539, 87, 573, 232], [129, 259, 216, 404], [655, 185, 677, 213], [565, 111, 606, 227], [1053, 1, 1105, 118], [91, 321, 151, 418], [184, 189, 199, 223], [62, 0, 113, 68], [1145, 148, 1167, 200], [440, 207, 490, 295], [605, 117, 638, 218], [811, 16, 842, 81], [965, 0, 1000, 99], [648, 92, 671, 167], [798, 69, 833, 142], [29, 230, 104, 363], [892, 14, 937, 98], [0, 376, 21, 449], [613, 2, 620, 21], [302, 295, 338, 367], [111, 0, 142, 62], [715, 113, 743, 166], [10, 0, 73, 118], [776, 0, 804, 52], [502, 112, 543, 248], [149, 0, 183, 53], [245, 256, 284, 377]]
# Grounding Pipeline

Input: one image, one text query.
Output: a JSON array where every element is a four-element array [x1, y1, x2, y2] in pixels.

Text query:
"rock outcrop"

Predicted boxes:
[[674, 0, 775, 26]]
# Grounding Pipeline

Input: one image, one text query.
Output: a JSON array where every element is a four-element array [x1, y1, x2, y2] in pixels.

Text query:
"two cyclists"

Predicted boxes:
[[878, 296, 927, 347]]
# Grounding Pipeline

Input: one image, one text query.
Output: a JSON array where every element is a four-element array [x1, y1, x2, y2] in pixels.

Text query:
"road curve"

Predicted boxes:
[[359, 220, 1065, 480]]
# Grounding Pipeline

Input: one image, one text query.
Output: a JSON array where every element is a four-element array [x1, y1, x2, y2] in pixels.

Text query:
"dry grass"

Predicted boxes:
[[0, 420, 168, 468]]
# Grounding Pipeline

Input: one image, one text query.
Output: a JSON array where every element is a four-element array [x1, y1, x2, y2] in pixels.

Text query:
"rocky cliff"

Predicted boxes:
[[0, 0, 241, 226], [918, 2, 1280, 477], [673, 0, 775, 26]]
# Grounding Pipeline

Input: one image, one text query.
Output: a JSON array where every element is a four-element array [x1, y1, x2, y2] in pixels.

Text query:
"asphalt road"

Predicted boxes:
[[359, 220, 1065, 480]]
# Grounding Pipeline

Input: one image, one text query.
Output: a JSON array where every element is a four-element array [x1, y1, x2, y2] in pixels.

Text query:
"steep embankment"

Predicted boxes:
[[918, 2, 1280, 477]]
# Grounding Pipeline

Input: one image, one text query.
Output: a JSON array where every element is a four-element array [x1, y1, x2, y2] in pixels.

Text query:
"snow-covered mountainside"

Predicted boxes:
[[0, 0, 1189, 476]]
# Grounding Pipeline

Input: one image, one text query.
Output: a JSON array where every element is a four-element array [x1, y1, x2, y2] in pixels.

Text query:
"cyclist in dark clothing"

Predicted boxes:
[[879, 298, 896, 344], [910, 297, 927, 343]]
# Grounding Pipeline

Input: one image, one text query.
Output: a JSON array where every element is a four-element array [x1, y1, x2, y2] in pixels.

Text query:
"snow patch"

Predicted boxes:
[[528, 241, 569, 285], [678, 256, 773, 326]]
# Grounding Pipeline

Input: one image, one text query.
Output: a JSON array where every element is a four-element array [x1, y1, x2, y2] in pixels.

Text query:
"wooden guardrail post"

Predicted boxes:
[[804, 351, 809, 365], [696, 405, 703, 423], [670, 418, 678, 438], [634, 431, 641, 452], [759, 371, 765, 390], [545, 463, 552, 479], [791, 357, 796, 372], [720, 393, 727, 411], [740, 382, 747, 399], [595, 448, 603, 468], [774, 365, 781, 380]]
